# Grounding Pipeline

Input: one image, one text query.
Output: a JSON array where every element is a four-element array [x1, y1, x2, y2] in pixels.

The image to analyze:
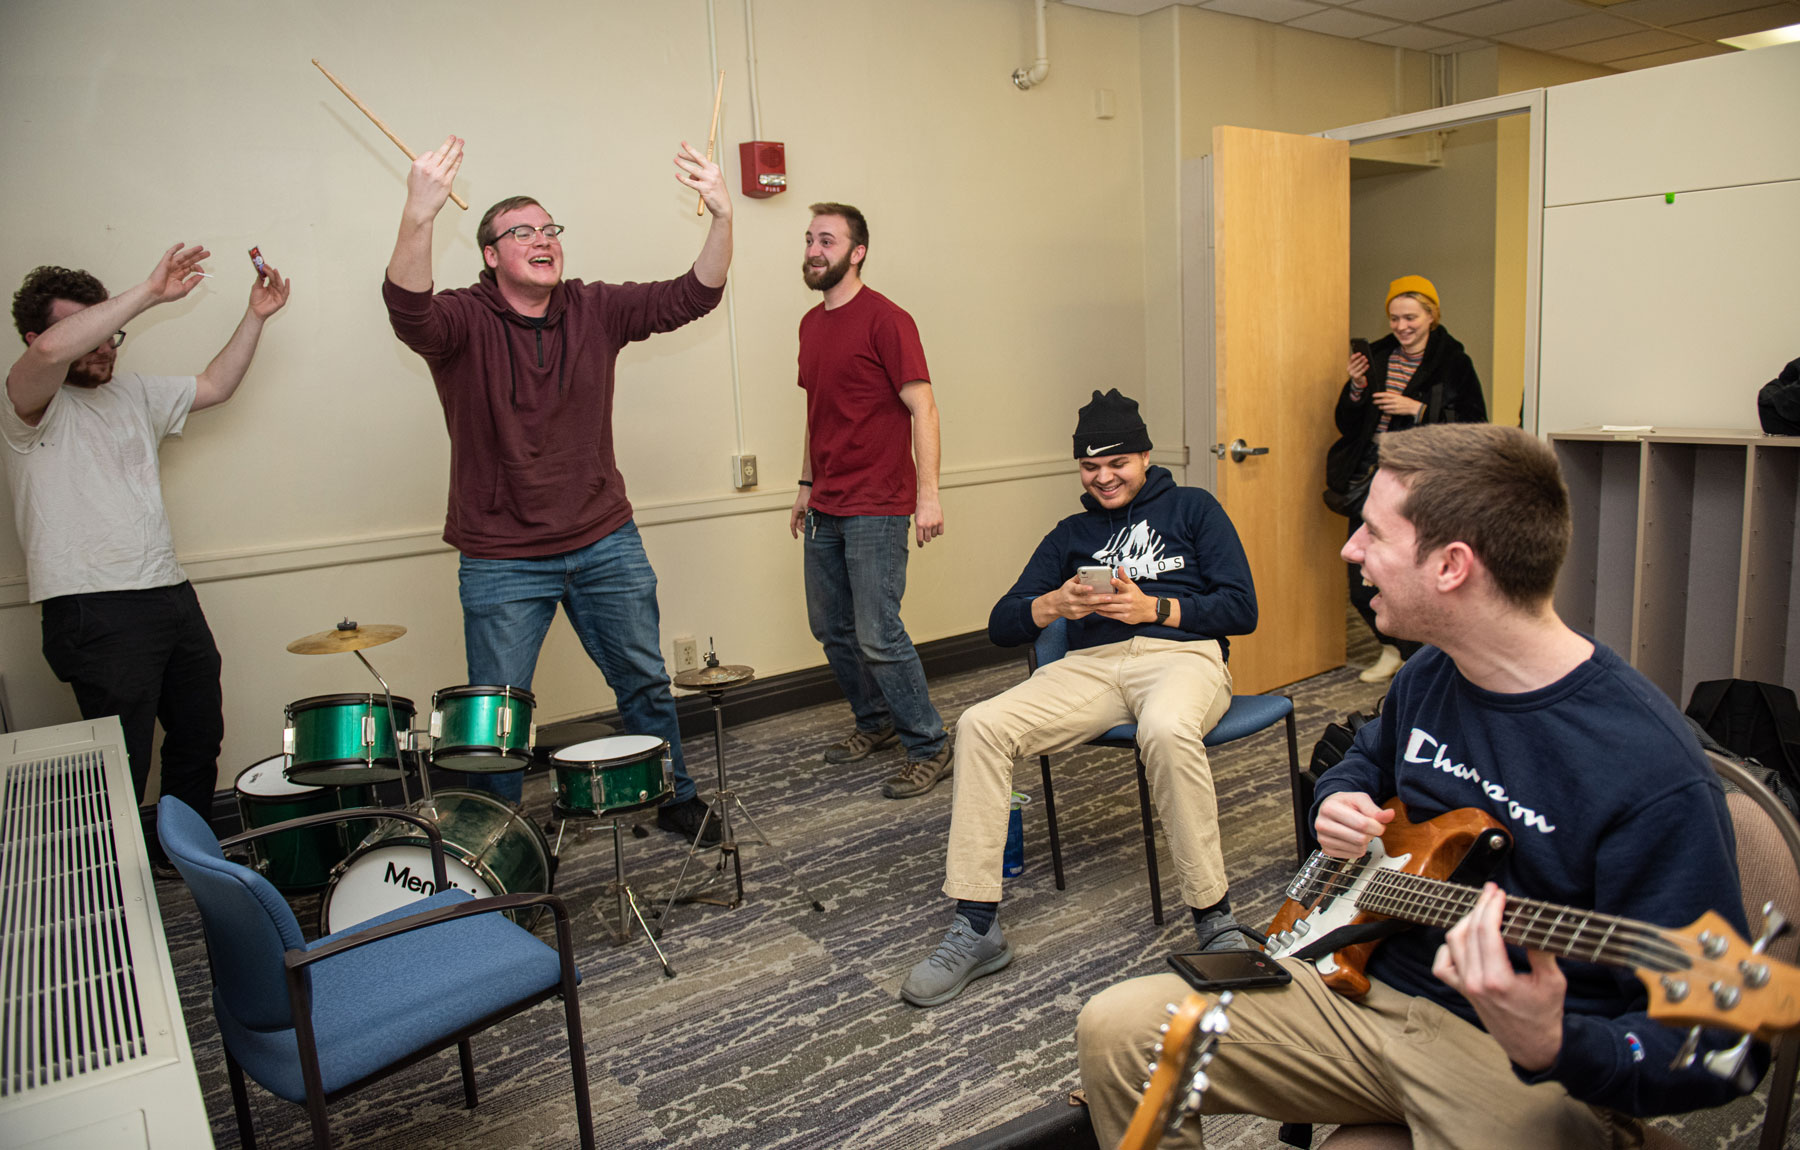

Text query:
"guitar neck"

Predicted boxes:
[[1352, 868, 1689, 973]]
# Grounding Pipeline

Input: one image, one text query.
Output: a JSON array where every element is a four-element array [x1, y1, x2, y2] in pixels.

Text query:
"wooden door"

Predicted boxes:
[[1211, 125, 1349, 693]]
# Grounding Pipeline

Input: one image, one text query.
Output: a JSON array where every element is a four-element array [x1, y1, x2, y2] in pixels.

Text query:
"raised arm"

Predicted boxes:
[[899, 381, 942, 547], [193, 265, 292, 411], [7, 243, 209, 424], [386, 136, 463, 292], [674, 140, 733, 288]]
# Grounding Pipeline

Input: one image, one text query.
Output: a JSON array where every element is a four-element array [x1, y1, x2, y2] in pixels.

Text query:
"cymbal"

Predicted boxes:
[[673, 663, 755, 690], [286, 622, 408, 655]]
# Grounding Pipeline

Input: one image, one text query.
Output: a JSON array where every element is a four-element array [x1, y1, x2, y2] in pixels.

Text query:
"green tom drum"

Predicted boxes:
[[285, 693, 415, 785], [430, 684, 536, 772], [552, 735, 672, 817], [320, 789, 551, 933], [234, 755, 371, 891]]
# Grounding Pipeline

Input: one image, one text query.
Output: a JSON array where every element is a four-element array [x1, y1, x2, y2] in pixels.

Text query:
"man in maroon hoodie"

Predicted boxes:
[[382, 135, 731, 842]]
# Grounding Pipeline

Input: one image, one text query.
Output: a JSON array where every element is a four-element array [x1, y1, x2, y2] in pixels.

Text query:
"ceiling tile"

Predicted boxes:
[[1429, 35, 1500, 48], [1558, 26, 1696, 56], [1494, 11, 1640, 46], [1342, 0, 1492, 19], [1669, 2, 1800, 38], [1362, 22, 1481, 44], [1430, 0, 1596, 35], [1285, 7, 1405, 32], [1199, 0, 1330, 20], [1603, 0, 1778, 26], [1611, 41, 1738, 65]]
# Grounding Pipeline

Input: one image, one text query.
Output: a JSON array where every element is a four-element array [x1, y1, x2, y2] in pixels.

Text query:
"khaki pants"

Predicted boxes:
[[943, 637, 1231, 907], [1076, 965, 1643, 1150]]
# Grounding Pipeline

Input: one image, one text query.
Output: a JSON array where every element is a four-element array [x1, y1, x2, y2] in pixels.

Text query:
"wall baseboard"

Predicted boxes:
[[185, 627, 1018, 834]]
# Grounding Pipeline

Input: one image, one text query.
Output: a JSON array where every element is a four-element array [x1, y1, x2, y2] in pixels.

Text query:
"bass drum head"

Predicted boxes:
[[321, 843, 493, 935], [236, 754, 316, 797]]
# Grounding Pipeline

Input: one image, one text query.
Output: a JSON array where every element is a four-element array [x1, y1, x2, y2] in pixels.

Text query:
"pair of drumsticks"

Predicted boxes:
[[310, 59, 725, 215]]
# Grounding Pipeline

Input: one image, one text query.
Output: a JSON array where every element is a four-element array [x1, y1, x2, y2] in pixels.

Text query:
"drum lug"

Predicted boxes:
[[498, 706, 513, 740], [429, 710, 443, 738], [361, 713, 376, 749], [283, 725, 295, 755]]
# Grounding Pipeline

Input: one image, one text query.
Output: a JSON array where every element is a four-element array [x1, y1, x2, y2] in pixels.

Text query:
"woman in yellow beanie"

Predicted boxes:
[[1326, 274, 1487, 682]]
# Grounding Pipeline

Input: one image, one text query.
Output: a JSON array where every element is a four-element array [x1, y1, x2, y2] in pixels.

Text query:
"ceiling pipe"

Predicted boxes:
[[1012, 0, 1050, 90]]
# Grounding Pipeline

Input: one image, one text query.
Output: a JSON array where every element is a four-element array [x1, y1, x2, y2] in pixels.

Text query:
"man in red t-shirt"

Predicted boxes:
[[788, 203, 950, 798]]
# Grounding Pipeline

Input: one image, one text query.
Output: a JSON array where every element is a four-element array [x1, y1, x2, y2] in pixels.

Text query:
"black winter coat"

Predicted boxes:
[[1326, 326, 1486, 498]]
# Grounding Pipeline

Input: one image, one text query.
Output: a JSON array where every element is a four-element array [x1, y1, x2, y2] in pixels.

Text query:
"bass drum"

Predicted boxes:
[[319, 790, 551, 934]]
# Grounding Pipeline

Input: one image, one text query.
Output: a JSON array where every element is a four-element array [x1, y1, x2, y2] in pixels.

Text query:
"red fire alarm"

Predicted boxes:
[[739, 140, 787, 198]]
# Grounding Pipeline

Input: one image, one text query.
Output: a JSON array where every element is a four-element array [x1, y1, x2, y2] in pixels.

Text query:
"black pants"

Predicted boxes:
[[40, 583, 223, 850], [1345, 515, 1421, 658]]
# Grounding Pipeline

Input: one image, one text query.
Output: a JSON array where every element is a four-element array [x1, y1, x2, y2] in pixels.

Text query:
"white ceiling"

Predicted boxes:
[[1060, 0, 1800, 69]]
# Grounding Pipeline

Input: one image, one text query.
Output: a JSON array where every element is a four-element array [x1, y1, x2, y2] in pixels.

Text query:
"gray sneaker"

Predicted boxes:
[[900, 915, 1013, 1007], [824, 724, 897, 763], [1196, 910, 1263, 953], [882, 735, 953, 799]]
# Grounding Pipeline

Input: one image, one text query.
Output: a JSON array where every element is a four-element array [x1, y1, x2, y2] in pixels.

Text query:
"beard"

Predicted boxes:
[[802, 249, 853, 293], [64, 353, 114, 388]]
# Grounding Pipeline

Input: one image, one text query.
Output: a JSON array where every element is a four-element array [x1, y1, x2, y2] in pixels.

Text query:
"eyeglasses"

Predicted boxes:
[[491, 223, 566, 244], [107, 331, 126, 349]]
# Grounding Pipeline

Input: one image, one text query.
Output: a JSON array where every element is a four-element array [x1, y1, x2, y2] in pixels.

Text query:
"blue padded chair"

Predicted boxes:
[[157, 796, 594, 1150], [1028, 618, 1303, 925]]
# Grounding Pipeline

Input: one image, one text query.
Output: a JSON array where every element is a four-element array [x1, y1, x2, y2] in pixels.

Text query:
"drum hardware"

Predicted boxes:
[[660, 650, 824, 934], [549, 736, 678, 976], [285, 618, 427, 813], [429, 684, 538, 774]]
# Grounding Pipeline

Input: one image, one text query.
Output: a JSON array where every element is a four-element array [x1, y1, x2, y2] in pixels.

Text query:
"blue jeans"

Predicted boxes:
[[457, 521, 691, 804], [804, 510, 945, 759]]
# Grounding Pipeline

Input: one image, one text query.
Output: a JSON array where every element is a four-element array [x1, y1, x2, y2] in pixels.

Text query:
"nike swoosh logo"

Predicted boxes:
[[1086, 442, 1123, 455]]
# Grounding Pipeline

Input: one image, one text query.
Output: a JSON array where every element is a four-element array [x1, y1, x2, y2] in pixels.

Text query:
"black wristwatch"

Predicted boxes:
[[1155, 597, 1172, 624]]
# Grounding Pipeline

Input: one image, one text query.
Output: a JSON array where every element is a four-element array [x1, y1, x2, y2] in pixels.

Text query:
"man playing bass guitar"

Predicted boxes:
[[1077, 424, 1764, 1149]]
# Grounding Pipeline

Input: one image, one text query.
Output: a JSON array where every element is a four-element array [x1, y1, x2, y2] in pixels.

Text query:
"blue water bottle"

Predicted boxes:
[[1003, 791, 1031, 877]]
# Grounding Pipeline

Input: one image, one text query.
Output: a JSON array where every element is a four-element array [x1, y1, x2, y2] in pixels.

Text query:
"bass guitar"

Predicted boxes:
[[1264, 799, 1800, 1075], [1119, 992, 1233, 1150]]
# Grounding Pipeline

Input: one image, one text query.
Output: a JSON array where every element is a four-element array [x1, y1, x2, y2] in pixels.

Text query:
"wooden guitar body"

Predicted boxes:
[[1265, 800, 1510, 997]]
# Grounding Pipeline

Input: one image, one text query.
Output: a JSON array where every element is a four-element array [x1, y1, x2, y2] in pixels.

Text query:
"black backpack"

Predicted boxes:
[[1685, 679, 1800, 818]]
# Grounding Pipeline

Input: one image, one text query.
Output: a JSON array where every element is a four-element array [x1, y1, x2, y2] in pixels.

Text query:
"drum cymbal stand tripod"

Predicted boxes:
[[659, 654, 824, 936], [551, 795, 676, 978]]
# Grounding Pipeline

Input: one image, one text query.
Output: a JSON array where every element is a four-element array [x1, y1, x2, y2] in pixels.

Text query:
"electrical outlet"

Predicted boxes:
[[732, 453, 758, 490], [673, 636, 700, 674]]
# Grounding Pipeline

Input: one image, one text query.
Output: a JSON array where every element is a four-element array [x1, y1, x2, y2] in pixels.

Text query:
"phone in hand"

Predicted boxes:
[[1168, 949, 1292, 992], [1076, 565, 1115, 593], [1350, 337, 1371, 358]]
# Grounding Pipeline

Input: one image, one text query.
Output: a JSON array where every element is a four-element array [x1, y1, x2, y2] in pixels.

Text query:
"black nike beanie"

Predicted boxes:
[[1072, 388, 1153, 459]]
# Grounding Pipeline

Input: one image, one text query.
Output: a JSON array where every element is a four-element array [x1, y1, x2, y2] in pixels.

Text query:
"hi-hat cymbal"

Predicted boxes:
[[286, 622, 408, 655], [673, 663, 755, 690]]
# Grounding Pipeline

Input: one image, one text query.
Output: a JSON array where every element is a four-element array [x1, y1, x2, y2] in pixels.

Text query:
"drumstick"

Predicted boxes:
[[697, 68, 724, 217], [312, 57, 469, 211]]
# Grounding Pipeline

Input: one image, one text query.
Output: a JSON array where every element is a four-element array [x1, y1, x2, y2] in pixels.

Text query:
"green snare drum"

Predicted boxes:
[[233, 755, 371, 892], [284, 693, 415, 786], [320, 789, 551, 933], [429, 684, 536, 772], [551, 735, 672, 817]]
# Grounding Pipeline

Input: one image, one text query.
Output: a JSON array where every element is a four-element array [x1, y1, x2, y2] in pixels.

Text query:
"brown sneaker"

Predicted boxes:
[[882, 734, 953, 799], [824, 724, 897, 763]]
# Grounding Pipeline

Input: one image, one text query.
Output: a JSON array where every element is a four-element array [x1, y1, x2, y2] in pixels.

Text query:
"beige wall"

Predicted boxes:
[[0, 0, 1149, 792]]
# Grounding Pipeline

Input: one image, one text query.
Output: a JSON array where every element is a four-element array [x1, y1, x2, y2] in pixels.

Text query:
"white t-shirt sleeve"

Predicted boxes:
[[136, 373, 198, 440]]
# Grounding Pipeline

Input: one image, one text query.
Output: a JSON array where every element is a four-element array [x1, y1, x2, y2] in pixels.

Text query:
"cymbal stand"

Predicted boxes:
[[354, 648, 422, 813], [659, 682, 824, 936], [551, 806, 676, 978]]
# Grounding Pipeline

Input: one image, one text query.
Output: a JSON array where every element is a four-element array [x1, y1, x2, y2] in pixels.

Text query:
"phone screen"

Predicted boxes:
[[1168, 950, 1292, 992]]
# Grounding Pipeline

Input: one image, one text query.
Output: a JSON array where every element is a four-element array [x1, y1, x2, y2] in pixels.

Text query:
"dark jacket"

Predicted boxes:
[[1326, 326, 1486, 497], [987, 466, 1257, 658], [383, 269, 723, 558]]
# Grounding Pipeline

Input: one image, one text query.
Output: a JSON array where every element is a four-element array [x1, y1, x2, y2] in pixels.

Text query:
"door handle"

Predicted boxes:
[[1210, 439, 1269, 464]]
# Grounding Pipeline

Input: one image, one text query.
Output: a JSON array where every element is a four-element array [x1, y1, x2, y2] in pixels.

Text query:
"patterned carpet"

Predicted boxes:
[[153, 611, 1796, 1149]]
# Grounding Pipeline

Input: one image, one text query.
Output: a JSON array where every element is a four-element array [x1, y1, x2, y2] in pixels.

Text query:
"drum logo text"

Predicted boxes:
[[384, 860, 476, 896]]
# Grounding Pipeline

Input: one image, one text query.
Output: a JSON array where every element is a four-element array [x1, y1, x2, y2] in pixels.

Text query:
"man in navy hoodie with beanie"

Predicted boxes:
[[1077, 424, 1759, 1148], [382, 135, 729, 843], [900, 389, 1258, 1007]]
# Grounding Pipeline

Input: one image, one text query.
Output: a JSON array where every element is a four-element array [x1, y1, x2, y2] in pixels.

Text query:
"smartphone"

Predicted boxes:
[[1350, 337, 1371, 358], [1076, 565, 1115, 593], [1168, 949, 1292, 992], [248, 246, 267, 275]]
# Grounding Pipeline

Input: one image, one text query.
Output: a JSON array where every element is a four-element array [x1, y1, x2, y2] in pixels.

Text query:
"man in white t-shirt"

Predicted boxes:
[[4, 244, 290, 870]]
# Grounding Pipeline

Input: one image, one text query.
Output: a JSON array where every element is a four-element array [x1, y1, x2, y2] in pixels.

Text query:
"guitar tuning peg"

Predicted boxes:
[[1753, 903, 1789, 955], [1702, 1034, 1758, 1089], [1159, 1022, 1170, 1035], [1671, 1026, 1703, 1070]]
